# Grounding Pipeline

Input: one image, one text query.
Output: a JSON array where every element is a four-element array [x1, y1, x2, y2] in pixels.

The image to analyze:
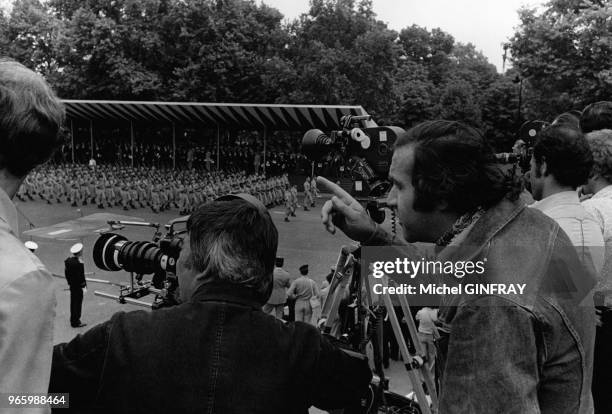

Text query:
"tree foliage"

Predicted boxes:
[[0, 0, 533, 148], [509, 0, 612, 119]]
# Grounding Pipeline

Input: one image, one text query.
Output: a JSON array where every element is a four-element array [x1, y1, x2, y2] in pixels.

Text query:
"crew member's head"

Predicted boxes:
[[387, 120, 511, 243], [552, 112, 581, 129], [25, 240, 38, 253], [176, 198, 278, 304], [70, 243, 83, 258], [0, 58, 64, 191], [581, 101, 612, 133], [529, 125, 592, 200], [299, 264, 308, 276], [583, 129, 612, 195]]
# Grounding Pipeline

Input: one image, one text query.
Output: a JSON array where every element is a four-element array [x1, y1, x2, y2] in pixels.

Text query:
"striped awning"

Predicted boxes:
[[62, 100, 370, 130]]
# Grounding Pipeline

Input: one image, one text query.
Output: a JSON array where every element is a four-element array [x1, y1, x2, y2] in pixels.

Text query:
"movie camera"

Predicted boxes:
[[92, 216, 188, 309], [494, 120, 549, 172], [302, 115, 405, 223], [303, 116, 443, 413]]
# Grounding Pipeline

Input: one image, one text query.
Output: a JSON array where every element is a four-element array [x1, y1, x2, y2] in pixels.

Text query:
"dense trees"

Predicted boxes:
[[3, 0, 607, 149], [509, 0, 612, 121]]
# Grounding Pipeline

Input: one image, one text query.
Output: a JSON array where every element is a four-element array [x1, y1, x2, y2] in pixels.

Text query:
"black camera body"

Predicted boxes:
[[302, 115, 405, 199], [495, 120, 550, 173]]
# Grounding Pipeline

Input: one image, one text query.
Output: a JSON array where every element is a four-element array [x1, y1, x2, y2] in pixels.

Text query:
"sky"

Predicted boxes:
[[260, 0, 546, 72]]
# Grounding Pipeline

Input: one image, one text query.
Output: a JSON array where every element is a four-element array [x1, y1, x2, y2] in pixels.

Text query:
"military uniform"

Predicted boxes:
[[303, 179, 313, 211], [284, 187, 292, 222], [65, 243, 87, 328]]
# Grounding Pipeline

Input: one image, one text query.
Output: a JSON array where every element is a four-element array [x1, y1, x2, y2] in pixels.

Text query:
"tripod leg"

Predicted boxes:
[[381, 285, 432, 414], [396, 285, 439, 411], [321, 256, 356, 335]]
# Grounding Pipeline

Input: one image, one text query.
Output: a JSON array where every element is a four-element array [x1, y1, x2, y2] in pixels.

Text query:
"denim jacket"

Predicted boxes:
[[49, 283, 372, 413], [436, 198, 596, 414]]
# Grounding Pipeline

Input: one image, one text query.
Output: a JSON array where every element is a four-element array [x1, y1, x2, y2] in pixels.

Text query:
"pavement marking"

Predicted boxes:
[[48, 229, 71, 235]]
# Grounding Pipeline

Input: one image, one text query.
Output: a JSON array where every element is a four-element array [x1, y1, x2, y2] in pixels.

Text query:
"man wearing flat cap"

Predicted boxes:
[[65, 243, 87, 328]]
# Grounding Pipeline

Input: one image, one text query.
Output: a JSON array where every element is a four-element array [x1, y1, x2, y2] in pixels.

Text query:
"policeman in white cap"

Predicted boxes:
[[24, 240, 38, 253], [65, 243, 87, 328]]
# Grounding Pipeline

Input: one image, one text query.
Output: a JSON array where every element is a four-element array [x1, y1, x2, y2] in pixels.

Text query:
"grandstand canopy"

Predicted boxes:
[[62, 100, 370, 131]]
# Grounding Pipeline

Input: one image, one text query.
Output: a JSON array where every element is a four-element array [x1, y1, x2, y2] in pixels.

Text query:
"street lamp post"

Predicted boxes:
[[513, 75, 523, 129]]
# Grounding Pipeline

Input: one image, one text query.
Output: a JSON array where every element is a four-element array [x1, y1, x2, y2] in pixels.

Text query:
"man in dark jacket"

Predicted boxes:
[[64, 243, 86, 328], [50, 196, 371, 413]]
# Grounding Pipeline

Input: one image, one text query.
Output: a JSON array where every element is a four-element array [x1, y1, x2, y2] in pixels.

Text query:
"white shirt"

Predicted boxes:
[[531, 191, 605, 277], [416, 307, 438, 335], [0, 187, 56, 413], [583, 185, 612, 291]]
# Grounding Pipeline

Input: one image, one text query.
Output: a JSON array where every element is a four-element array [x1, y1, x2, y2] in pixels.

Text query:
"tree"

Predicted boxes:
[[48, 0, 166, 99], [287, 0, 403, 123], [398, 25, 454, 86], [509, 0, 612, 119], [2, 0, 61, 75], [162, 0, 291, 102], [393, 60, 435, 127], [434, 79, 482, 127], [480, 73, 522, 150]]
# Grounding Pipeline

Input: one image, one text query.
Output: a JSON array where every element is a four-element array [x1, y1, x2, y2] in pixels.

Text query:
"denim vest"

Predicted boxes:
[[437, 199, 596, 414]]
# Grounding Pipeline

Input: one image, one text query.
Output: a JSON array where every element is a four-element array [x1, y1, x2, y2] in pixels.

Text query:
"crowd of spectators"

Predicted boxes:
[[52, 132, 350, 177]]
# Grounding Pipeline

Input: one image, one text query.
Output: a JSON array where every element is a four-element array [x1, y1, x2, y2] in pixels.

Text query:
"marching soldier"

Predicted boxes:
[[178, 185, 190, 215], [310, 177, 318, 205], [95, 182, 106, 208], [303, 178, 313, 211], [290, 185, 298, 216], [151, 185, 161, 213], [104, 181, 115, 208], [284, 186, 292, 222], [119, 184, 131, 211]]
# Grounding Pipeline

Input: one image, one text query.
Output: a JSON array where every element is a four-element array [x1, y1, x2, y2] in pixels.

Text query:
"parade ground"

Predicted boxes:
[[15, 195, 414, 405]]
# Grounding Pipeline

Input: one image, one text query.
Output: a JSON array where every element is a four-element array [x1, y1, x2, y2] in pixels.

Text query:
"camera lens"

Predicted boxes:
[[93, 232, 179, 274], [93, 233, 126, 271]]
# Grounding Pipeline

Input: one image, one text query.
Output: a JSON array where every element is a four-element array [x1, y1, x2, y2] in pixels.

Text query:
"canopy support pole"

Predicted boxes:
[[263, 128, 267, 176], [216, 127, 220, 171], [70, 119, 75, 164], [89, 120, 93, 160], [130, 121, 134, 168], [172, 123, 176, 169]]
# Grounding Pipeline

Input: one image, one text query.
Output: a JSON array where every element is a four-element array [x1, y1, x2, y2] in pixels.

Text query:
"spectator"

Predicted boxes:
[[529, 124, 605, 274], [0, 58, 64, 404], [50, 198, 371, 413]]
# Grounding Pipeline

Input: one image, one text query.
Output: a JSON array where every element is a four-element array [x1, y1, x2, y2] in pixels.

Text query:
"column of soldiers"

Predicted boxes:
[[17, 164, 290, 215]]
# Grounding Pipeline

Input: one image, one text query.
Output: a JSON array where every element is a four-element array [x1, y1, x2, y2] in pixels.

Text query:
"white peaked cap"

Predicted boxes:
[[70, 243, 84, 254], [25, 241, 38, 251]]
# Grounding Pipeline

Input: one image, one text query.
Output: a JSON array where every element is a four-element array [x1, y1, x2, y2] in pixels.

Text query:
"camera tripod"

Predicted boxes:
[[320, 246, 439, 414]]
